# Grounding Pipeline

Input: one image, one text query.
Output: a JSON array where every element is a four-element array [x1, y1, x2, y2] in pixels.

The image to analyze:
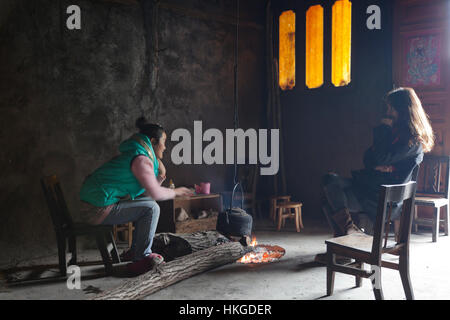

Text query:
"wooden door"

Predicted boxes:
[[393, 0, 450, 223]]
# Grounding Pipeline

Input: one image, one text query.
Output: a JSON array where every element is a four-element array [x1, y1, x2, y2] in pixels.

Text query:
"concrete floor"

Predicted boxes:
[[1, 218, 449, 300]]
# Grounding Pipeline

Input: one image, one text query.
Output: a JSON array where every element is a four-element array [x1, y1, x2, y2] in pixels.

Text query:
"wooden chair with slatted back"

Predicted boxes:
[[41, 175, 120, 276], [325, 181, 417, 300], [413, 155, 450, 242]]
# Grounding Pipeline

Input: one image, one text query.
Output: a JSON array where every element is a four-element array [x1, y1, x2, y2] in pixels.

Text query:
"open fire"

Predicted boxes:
[[237, 237, 285, 264]]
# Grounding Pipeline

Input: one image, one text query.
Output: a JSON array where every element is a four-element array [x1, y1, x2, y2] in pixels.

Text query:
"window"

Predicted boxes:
[[279, 1, 352, 90], [331, 0, 352, 87], [279, 10, 296, 91], [306, 5, 324, 89]]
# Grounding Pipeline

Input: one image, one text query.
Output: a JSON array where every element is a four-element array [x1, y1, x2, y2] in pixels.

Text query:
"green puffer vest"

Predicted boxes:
[[79, 133, 159, 207]]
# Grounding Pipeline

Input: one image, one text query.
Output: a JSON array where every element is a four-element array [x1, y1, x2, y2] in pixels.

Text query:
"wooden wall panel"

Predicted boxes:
[[393, 0, 450, 222]]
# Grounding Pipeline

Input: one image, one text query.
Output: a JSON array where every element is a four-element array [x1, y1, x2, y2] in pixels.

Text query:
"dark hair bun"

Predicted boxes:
[[135, 116, 148, 130]]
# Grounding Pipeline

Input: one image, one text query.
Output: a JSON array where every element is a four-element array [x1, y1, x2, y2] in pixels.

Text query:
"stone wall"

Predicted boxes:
[[0, 0, 266, 266]]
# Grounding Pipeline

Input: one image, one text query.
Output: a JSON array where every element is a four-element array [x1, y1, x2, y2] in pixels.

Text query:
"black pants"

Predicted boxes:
[[321, 172, 399, 223], [321, 173, 364, 214]]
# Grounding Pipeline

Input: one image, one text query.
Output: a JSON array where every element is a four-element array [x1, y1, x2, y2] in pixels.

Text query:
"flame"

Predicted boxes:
[[237, 237, 284, 264], [237, 236, 257, 263]]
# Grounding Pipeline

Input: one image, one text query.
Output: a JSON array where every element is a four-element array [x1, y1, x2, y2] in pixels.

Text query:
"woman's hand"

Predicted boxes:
[[375, 165, 394, 173], [174, 187, 194, 197]]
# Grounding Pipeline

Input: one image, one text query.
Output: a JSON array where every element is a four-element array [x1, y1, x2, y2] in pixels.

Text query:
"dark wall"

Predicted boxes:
[[0, 0, 266, 265], [276, 0, 394, 220]]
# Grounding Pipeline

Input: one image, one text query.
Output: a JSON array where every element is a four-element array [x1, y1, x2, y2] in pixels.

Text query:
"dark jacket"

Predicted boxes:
[[351, 124, 423, 220]]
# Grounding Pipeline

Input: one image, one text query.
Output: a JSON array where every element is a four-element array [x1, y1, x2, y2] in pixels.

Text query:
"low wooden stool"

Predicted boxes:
[[270, 195, 291, 222], [113, 222, 134, 249], [276, 202, 303, 232]]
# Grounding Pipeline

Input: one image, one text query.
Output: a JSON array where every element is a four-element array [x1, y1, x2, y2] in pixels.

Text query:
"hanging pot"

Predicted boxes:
[[216, 182, 253, 237]]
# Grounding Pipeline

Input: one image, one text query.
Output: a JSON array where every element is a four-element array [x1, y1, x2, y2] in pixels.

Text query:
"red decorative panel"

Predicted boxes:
[[399, 28, 447, 91]]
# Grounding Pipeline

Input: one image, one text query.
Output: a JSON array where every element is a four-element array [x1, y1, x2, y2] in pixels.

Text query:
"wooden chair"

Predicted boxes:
[[113, 222, 134, 249], [325, 181, 417, 300], [270, 195, 291, 222], [41, 175, 120, 276], [276, 202, 303, 232], [413, 155, 450, 242]]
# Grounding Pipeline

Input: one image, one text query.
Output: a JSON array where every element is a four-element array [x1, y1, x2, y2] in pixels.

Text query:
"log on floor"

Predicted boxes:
[[93, 241, 250, 300]]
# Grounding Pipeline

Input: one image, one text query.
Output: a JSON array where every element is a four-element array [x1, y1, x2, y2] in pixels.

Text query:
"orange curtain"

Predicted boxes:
[[306, 5, 324, 89], [332, 0, 352, 87], [279, 10, 296, 91]]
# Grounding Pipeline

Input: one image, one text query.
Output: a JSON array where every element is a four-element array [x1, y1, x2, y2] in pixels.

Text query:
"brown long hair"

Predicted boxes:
[[385, 87, 435, 152]]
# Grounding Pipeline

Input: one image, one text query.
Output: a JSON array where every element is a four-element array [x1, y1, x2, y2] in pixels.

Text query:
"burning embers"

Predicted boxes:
[[237, 237, 285, 264]]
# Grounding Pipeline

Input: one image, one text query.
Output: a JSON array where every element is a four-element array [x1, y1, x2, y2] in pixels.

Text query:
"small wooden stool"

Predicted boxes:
[[113, 222, 134, 249], [276, 202, 303, 232], [270, 195, 291, 222]]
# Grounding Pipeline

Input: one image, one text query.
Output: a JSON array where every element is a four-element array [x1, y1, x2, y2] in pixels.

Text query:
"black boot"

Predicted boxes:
[[330, 208, 362, 235]]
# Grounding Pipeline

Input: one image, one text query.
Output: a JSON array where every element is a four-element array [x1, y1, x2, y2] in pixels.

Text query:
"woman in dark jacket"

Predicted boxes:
[[321, 87, 435, 237]]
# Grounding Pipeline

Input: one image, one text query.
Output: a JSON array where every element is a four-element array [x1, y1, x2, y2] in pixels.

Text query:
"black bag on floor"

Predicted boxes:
[[216, 182, 253, 237]]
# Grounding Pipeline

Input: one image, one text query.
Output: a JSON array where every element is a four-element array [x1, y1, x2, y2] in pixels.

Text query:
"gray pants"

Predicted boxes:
[[100, 196, 160, 261]]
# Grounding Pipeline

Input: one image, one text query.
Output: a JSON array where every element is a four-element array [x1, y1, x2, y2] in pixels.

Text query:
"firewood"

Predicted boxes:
[[92, 242, 251, 300]]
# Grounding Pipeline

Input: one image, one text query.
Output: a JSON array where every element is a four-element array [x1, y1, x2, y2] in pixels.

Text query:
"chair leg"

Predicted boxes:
[[444, 205, 449, 237], [298, 206, 304, 229], [355, 261, 363, 288], [277, 208, 282, 231], [370, 261, 384, 300], [326, 248, 335, 296], [413, 205, 418, 233], [399, 248, 414, 300], [57, 235, 67, 276], [68, 236, 77, 266], [107, 231, 121, 264], [373, 287, 384, 300], [295, 208, 300, 232], [128, 222, 133, 249], [96, 235, 113, 275], [432, 207, 439, 242]]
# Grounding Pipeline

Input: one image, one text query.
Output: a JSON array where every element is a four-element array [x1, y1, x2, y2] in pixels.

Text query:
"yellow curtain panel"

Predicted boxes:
[[306, 5, 324, 89], [279, 10, 296, 91], [332, 0, 352, 87]]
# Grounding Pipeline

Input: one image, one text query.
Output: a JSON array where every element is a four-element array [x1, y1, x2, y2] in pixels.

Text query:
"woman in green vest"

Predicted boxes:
[[80, 117, 192, 276]]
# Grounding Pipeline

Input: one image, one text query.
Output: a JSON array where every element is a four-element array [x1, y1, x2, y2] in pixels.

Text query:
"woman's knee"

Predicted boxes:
[[149, 202, 160, 219], [141, 201, 160, 220]]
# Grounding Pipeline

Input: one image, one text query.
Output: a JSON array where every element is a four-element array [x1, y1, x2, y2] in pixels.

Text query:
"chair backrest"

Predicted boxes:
[[411, 164, 420, 182], [371, 181, 417, 263], [41, 175, 74, 232], [416, 155, 450, 199]]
